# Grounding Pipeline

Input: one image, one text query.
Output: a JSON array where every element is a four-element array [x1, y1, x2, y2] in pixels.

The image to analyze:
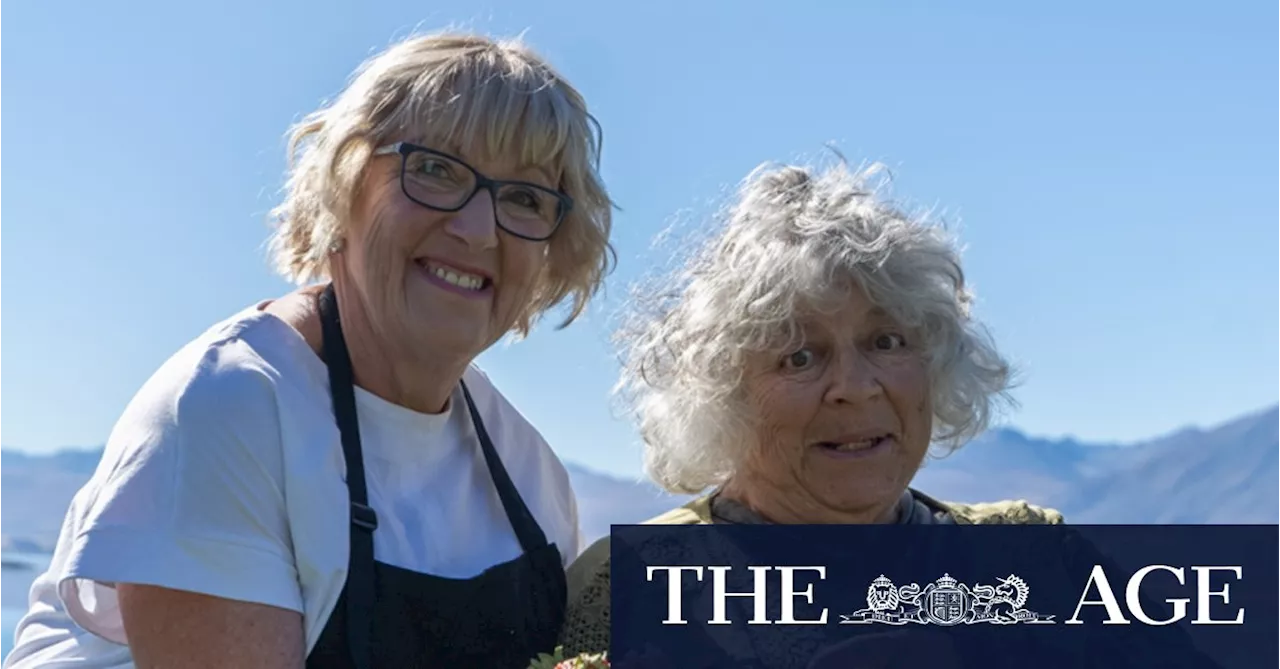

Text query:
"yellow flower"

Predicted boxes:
[[527, 645, 609, 669]]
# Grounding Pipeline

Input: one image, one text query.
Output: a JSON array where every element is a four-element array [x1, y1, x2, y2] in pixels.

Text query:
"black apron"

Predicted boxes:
[[306, 284, 568, 669]]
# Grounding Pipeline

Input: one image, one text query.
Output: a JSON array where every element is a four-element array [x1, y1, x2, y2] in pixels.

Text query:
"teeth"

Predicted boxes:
[[829, 437, 883, 452], [425, 263, 485, 290]]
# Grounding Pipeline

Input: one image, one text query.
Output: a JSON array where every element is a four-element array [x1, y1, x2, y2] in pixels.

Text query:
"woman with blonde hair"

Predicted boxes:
[[6, 31, 613, 669]]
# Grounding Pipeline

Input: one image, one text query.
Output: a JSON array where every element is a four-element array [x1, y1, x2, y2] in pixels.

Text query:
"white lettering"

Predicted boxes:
[[709, 566, 772, 625], [1067, 564, 1247, 626], [1192, 566, 1245, 625], [777, 567, 828, 624], [1066, 565, 1130, 624], [1126, 565, 1187, 625], [647, 566, 704, 625]]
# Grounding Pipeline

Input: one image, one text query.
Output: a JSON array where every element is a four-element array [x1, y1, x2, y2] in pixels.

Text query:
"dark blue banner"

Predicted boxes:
[[610, 525, 1278, 668]]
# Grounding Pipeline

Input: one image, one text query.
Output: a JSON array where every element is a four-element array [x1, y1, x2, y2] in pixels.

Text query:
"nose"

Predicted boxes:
[[443, 189, 499, 251], [822, 348, 885, 405]]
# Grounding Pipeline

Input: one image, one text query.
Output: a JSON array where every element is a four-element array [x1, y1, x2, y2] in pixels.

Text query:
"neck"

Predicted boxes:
[[718, 475, 903, 525], [328, 283, 467, 415]]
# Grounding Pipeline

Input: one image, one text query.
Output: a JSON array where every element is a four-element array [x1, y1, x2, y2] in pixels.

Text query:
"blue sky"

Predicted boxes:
[[2, 1, 1276, 478]]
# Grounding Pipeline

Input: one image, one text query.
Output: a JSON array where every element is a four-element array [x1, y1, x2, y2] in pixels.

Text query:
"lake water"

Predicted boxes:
[[2, 552, 53, 660], [1, 607, 22, 660]]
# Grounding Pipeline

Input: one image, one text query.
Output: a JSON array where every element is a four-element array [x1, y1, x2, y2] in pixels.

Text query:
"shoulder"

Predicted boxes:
[[459, 364, 581, 555], [459, 364, 570, 488], [644, 495, 714, 525], [120, 307, 320, 436], [566, 496, 710, 584], [458, 364, 540, 444], [566, 493, 1063, 581], [34, 307, 321, 645], [924, 494, 1066, 525], [163, 305, 317, 387], [560, 495, 717, 656], [92, 306, 328, 514]]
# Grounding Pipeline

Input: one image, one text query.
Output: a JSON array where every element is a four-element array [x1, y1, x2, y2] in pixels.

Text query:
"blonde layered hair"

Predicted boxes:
[[268, 31, 615, 334], [616, 160, 1015, 494]]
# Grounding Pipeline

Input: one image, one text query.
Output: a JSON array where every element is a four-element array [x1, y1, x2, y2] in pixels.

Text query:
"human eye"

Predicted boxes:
[[780, 347, 818, 371], [416, 158, 456, 179], [499, 186, 546, 214], [871, 332, 909, 351], [405, 154, 463, 186]]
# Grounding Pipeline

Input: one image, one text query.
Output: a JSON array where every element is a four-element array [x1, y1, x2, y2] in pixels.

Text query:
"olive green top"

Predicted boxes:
[[558, 489, 1065, 658]]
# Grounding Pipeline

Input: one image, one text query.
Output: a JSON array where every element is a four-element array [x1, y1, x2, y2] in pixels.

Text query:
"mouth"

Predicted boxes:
[[413, 258, 494, 296], [813, 433, 896, 458]]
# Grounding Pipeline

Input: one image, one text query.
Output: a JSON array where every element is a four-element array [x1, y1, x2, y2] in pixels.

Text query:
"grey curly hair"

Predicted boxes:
[[615, 159, 1015, 495]]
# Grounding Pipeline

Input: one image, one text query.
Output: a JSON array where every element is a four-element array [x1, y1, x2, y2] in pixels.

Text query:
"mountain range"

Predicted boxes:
[[3, 405, 1277, 551]]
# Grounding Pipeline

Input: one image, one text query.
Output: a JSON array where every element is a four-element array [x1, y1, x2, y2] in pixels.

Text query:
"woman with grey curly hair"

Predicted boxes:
[[8, 31, 613, 669], [557, 158, 1063, 659]]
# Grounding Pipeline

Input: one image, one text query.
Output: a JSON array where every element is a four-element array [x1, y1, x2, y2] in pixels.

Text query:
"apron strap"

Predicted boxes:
[[459, 380, 550, 553], [317, 284, 377, 669], [317, 282, 555, 669]]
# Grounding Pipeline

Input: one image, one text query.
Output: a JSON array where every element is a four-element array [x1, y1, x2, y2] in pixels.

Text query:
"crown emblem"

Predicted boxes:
[[872, 575, 893, 587], [935, 573, 958, 588]]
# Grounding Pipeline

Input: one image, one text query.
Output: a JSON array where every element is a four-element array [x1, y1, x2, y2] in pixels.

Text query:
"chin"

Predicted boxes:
[[400, 314, 484, 348], [815, 479, 904, 515]]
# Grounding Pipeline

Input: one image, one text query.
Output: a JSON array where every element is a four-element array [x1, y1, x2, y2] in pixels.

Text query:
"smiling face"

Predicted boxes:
[[731, 286, 934, 523], [336, 143, 553, 363]]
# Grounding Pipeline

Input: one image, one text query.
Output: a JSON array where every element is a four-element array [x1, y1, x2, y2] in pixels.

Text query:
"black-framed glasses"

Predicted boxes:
[[373, 142, 573, 242]]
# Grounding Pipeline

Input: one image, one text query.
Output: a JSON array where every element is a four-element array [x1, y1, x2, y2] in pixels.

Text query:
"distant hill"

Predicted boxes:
[[3, 405, 1276, 550], [1, 448, 107, 550], [909, 404, 1279, 525], [564, 463, 694, 542]]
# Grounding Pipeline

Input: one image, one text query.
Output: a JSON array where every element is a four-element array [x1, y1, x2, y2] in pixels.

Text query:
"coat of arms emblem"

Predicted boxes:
[[839, 573, 1055, 626], [926, 577, 967, 625]]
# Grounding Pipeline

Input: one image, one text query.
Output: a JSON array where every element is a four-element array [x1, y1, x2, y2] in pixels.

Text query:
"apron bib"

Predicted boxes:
[[305, 284, 567, 668]]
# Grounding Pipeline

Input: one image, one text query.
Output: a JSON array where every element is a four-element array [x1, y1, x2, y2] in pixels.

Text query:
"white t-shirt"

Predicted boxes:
[[3, 303, 583, 668]]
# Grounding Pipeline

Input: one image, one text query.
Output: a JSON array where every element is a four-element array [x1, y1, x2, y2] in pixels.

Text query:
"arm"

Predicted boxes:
[[118, 586, 305, 669], [560, 537, 612, 656], [59, 341, 308, 665]]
